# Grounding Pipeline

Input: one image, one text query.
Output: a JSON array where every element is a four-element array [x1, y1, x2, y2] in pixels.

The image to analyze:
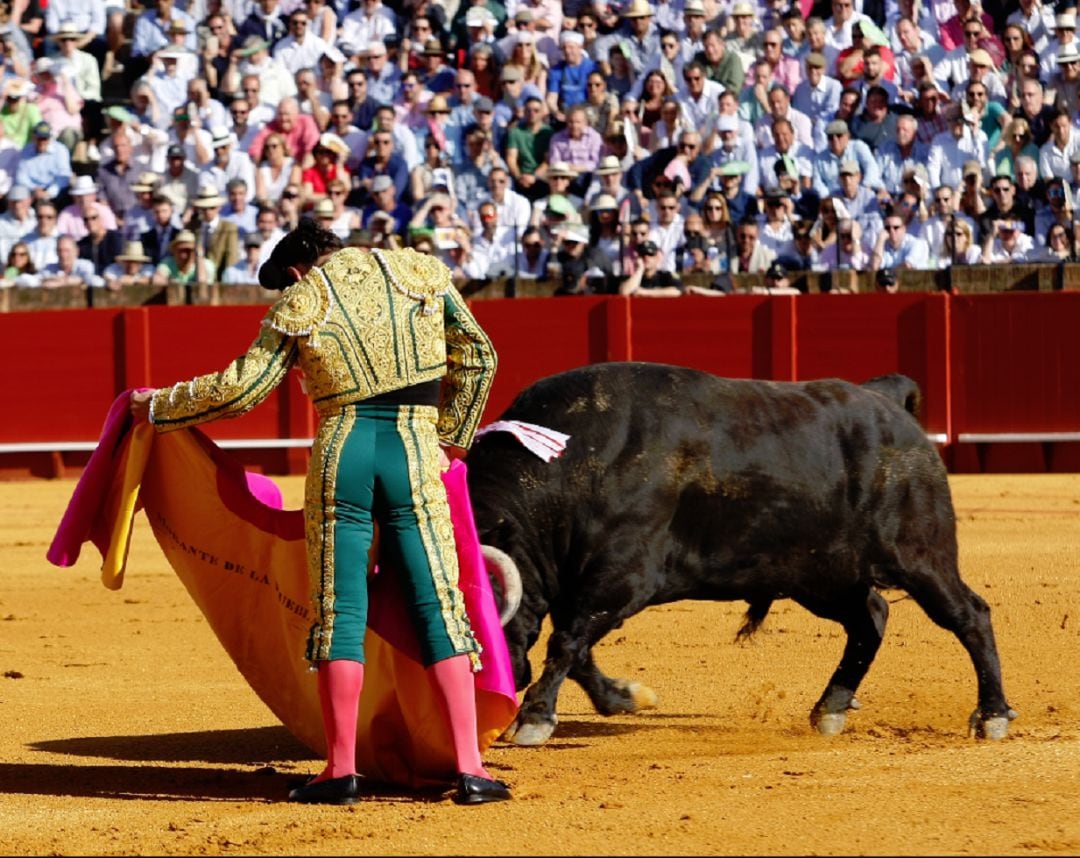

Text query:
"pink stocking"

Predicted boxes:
[[428, 654, 490, 779], [314, 659, 364, 782]]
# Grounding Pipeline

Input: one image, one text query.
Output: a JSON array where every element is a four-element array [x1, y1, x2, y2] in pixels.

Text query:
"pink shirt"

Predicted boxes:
[[57, 201, 119, 241], [547, 126, 603, 171], [248, 114, 322, 164]]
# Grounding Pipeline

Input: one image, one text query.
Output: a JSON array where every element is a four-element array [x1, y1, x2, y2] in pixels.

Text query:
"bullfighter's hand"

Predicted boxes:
[[130, 389, 155, 422]]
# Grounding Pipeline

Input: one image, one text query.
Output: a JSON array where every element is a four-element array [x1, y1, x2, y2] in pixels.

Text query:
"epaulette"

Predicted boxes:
[[264, 268, 333, 337], [372, 247, 451, 315]]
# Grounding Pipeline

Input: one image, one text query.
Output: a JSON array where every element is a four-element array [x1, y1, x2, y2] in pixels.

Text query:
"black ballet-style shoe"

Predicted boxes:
[[453, 773, 512, 804], [287, 774, 360, 805]]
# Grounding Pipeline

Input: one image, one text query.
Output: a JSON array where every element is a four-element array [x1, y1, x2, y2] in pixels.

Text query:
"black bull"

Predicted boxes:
[[465, 362, 1015, 745]]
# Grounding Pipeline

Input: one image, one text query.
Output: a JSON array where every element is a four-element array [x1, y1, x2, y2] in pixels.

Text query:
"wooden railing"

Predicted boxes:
[[3, 263, 1079, 312]]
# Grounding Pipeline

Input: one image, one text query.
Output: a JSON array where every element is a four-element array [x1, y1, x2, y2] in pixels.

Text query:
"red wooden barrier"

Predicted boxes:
[[3, 293, 1078, 478]]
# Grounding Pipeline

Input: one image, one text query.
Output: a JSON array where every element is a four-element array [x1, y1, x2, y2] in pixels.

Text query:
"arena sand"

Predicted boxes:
[[1, 473, 1079, 856]]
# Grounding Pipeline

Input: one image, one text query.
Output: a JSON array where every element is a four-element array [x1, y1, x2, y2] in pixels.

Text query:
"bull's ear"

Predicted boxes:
[[483, 545, 522, 626]]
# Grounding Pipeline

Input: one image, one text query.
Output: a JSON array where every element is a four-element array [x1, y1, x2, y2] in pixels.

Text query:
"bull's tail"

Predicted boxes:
[[736, 599, 773, 642], [861, 373, 921, 419]]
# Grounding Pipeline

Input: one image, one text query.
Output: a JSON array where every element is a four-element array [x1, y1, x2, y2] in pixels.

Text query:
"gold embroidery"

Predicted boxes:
[[150, 247, 496, 450], [304, 409, 356, 661], [397, 407, 481, 669]]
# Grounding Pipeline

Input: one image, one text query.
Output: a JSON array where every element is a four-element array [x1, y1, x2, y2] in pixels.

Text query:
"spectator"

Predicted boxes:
[[550, 221, 610, 295], [361, 174, 409, 236], [104, 241, 156, 291], [152, 229, 216, 286], [40, 235, 104, 289], [512, 224, 549, 279], [202, 127, 257, 201], [650, 190, 685, 272], [583, 70, 619, 140], [191, 186, 240, 273], [15, 122, 71, 204], [254, 133, 303, 203], [980, 217, 1035, 263], [978, 172, 1035, 242], [221, 179, 259, 235], [758, 186, 796, 260], [878, 113, 930, 198], [301, 132, 351, 207], [695, 26, 744, 95], [1033, 220, 1080, 262], [812, 118, 883, 198], [1038, 109, 1080, 182], [141, 194, 181, 265], [465, 199, 516, 281], [871, 208, 930, 270], [939, 218, 983, 266], [235, 0, 288, 52], [755, 83, 814, 151], [1033, 177, 1075, 245], [1, 241, 40, 288], [849, 85, 896, 153], [167, 105, 213, 169], [0, 185, 36, 260], [338, 0, 397, 60], [546, 29, 596, 123], [731, 217, 777, 274], [78, 205, 125, 276], [417, 37, 456, 95], [98, 132, 141, 220], [793, 51, 842, 150], [927, 103, 989, 192], [58, 176, 119, 239], [227, 96, 265, 152], [31, 58, 84, 152], [253, 204, 287, 264], [874, 266, 899, 293], [353, 125, 410, 208], [505, 95, 552, 201], [836, 159, 884, 245], [529, 161, 582, 227], [26, 201, 61, 270], [326, 99, 368, 173], [273, 9, 332, 76], [248, 97, 320, 166], [602, 0, 659, 80], [1, 79, 41, 148], [620, 238, 682, 296], [158, 142, 201, 213], [221, 234, 265, 285], [132, 0, 197, 61], [1016, 77, 1055, 147], [726, 2, 763, 76], [751, 260, 802, 295], [362, 39, 402, 105]]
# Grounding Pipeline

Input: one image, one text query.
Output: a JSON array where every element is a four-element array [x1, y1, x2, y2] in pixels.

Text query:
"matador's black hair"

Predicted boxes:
[[259, 218, 345, 291]]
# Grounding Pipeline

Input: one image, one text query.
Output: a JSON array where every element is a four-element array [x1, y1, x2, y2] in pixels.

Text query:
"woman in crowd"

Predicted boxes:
[[256, 133, 303, 203], [587, 194, 624, 283], [637, 70, 674, 150], [648, 97, 690, 154], [1036, 222, 1080, 263], [1, 241, 40, 287], [939, 218, 982, 267], [699, 191, 735, 270], [410, 134, 458, 205], [505, 33, 547, 95], [301, 135, 351, 209], [466, 43, 500, 99], [991, 116, 1038, 181]]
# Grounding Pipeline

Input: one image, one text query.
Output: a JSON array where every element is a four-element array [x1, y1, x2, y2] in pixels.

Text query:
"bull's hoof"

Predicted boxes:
[[811, 710, 847, 736], [501, 716, 557, 746], [622, 681, 658, 712], [969, 708, 1016, 740]]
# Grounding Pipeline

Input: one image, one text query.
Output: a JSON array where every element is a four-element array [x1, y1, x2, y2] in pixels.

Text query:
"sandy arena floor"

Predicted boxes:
[[1, 473, 1079, 856]]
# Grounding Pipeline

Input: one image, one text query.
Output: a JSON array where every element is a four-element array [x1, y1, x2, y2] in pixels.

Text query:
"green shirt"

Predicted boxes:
[[1, 103, 43, 148], [155, 256, 217, 284], [506, 123, 553, 176]]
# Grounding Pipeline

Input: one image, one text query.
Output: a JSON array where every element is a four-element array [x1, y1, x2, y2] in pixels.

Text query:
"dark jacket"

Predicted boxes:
[[79, 229, 125, 275]]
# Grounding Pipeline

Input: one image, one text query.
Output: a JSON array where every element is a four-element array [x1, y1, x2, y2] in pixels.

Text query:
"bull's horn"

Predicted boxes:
[[482, 544, 522, 626]]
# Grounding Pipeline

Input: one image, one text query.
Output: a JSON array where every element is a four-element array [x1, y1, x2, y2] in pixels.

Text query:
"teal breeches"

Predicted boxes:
[[303, 403, 478, 666]]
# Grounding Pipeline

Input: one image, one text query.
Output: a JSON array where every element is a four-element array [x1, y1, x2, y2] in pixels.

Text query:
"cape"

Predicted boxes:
[[47, 391, 519, 788]]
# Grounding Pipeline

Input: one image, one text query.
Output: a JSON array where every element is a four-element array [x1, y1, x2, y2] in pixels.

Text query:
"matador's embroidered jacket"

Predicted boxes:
[[149, 247, 497, 448]]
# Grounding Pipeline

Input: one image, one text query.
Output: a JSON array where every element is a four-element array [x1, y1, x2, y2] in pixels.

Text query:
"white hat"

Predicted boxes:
[[157, 46, 187, 60], [465, 6, 494, 26], [70, 175, 97, 196], [560, 30, 585, 47], [1057, 11, 1077, 29], [209, 126, 235, 148], [562, 223, 590, 244], [317, 131, 350, 158], [716, 114, 739, 133], [1058, 45, 1080, 65], [596, 155, 622, 175], [33, 57, 55, 75], [548, 161, 576, 178]]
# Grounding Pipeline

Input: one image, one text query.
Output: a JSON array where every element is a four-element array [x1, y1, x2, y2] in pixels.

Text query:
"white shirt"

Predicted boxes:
[[1038, 133, 1080, 181], [273, 31, 333, 76], [927, 126, 988, 190]]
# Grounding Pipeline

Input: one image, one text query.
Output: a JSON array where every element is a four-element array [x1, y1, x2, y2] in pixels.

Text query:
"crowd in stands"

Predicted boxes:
[[1, 0, 1079, 296]]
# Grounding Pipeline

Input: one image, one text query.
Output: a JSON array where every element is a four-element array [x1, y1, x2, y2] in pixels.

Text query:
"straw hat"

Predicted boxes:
[[313, 199, 335, 218], [131, 172, 160, 193], [169, 230, 197, 252], [622, 0, 653, 17], [192, 187, 226, 208], [317, 131, 350, 158], [116, 241, 151, 263], [425, 94, 451, 114]]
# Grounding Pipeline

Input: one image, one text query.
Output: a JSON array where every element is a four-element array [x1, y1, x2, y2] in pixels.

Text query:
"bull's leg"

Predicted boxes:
[[570, 650, 658, 716], [900, 568, 1014, 739], [502, 600, 655, 745], [798, 587, 889, 736]]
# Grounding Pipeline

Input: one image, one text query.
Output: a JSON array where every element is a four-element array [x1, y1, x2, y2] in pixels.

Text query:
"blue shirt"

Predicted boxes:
[[548, 57, 597, 112], [14, 142, 72, 197], [131, 9, 197, 57]]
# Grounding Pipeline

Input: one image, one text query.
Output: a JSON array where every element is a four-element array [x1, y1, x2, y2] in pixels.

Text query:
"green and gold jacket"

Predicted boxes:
[[149, 247, 497, 448]]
